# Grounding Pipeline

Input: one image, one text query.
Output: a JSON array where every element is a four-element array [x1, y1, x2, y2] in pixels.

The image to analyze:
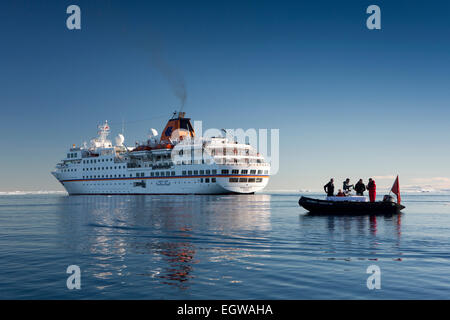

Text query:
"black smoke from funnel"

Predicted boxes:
[[96, 4, 188, 110], [149, 41, 187, 111]]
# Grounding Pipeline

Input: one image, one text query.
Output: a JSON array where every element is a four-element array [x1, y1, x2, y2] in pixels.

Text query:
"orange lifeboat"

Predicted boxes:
[[131, 145, 152, 152]]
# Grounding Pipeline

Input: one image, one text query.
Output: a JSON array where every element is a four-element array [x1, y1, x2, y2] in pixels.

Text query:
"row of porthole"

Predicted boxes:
[[81, 179, 216, 186], [229, 178, 263, 183]]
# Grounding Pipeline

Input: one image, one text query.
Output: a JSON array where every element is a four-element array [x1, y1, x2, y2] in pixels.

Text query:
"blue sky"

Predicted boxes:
[[1, 0, 450, 192]]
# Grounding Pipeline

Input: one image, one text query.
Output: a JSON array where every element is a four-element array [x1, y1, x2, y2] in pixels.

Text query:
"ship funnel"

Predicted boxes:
[[160, 113, 195, 143]]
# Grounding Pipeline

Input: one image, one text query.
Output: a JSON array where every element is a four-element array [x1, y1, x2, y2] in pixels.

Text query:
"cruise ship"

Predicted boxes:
[[52, 112, 270, 195]]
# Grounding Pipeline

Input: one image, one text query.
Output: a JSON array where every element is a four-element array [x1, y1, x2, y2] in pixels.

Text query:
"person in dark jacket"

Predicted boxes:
[[324, 178, 335, 196], [343, 178, 353, 195], [354, 179, 366, 196], [367, 178, 376, 202]]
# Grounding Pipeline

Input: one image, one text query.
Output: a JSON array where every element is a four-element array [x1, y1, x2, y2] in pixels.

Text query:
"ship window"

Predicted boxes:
[[239, 178, 247, 183], [264, 170, 268, 174], [211, 178, 216, 183], [200, 178, 203, 183], [200, 170, 204, 175], [171, 171, 175, 176], [205, 178, 210, 183], [229, 178, 238, 183], [256, 178, 263, 182], [250, 170, 256, 174], [212, 170, 217, 174], [232, 169, 239, 174], [221, 170, 228, 174], [206, 170, 211, 174], [182, 171, 186, 175], [258, 170, 262, 174], [188, 171, 192, 175], [241, 170, 248, 174], [155, 172, 159, 176], [248, 178, 256, 183], [194, 170, 198, 175]]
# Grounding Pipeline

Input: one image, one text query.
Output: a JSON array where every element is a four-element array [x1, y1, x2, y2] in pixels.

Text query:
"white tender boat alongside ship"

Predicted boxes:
[[52, 112, 270, 195]]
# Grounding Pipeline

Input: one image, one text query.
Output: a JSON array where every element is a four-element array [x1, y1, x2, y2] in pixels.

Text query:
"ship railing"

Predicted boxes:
[[152, 163, 173, 170], [212, 160, 267, 166]]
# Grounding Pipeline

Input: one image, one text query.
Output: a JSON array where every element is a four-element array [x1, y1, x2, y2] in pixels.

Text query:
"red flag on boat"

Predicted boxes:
[[391, 176, 401, 204]]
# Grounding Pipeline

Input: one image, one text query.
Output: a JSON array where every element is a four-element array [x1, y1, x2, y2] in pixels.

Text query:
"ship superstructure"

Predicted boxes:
[[52, 112, 270, 195]]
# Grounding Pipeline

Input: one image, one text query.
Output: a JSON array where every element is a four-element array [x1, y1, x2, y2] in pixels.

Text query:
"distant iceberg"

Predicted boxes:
[[0, 190, 67, 196], [259, 189, 313, 194]]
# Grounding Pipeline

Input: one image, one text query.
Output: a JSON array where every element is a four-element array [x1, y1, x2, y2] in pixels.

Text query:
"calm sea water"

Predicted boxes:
[[0, 192, 449, 299]]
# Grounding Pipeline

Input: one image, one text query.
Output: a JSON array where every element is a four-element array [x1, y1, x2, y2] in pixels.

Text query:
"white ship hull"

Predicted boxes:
[[53, 165, 269, 195]]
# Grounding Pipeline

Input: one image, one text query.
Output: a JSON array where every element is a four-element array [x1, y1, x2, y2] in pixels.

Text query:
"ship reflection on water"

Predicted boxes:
[[58, 194, 272, 291]]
